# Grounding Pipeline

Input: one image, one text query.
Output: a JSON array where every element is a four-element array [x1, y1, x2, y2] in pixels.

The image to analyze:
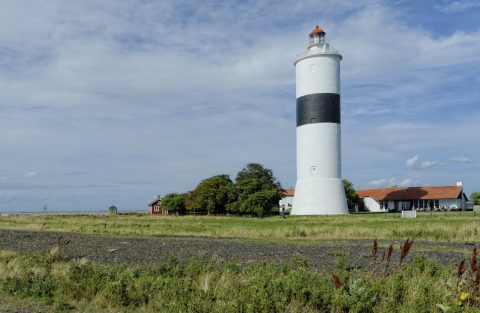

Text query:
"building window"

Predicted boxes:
[[394, 201, 400, 211], [380, 201, 388, 210]]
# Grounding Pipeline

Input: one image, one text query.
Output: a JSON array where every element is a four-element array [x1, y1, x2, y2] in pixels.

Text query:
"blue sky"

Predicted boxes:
[[1, 0, 479, 211]]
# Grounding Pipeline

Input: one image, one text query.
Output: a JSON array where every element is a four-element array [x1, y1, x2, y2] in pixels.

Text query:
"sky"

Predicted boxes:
[[1, 0, 479, 212]]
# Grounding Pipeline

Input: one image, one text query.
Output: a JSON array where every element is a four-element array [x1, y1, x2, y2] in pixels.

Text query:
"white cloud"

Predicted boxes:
[[434, 1, 480, 13], [405, 155, 442, 169], [368, 177, 396, 187], [449, 156, 471, 163], [336, 4, 480, 122], [406, 155, 419, 169], [367, 177, 421, 188], [419, 160, 442, 169], [398, 178, 418, 187], [0, 1, 479, 210]]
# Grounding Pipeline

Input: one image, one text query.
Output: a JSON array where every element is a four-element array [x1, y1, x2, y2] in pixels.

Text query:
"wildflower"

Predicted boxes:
[[456, 292, 469, 306]]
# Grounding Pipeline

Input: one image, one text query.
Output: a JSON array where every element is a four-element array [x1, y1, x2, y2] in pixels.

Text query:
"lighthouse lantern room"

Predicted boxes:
[[309, 25, 326, 46]]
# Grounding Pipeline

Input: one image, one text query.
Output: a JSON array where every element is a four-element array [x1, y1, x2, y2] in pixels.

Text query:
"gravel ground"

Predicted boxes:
[[0, 229, 475, 271]]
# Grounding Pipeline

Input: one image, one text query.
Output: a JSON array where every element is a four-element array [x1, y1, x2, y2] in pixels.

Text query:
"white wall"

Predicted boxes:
[[362, 197, 466, 212], [296, 124, 341, 179], [279, 196, 294, 213], [295, 53, 341, 97], [363, 197, 385, 212]]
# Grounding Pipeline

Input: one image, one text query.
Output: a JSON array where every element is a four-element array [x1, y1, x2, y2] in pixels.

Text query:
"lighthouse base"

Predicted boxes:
[[292, 178, 348, 215]]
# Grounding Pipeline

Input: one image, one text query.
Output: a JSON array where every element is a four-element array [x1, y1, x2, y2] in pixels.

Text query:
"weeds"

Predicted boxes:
[[455, 247, 480, 308], [332, 273, 342, 289], [468, 247, 478, 289], [384, 243, 394, 276], [56, 235, 70, 260], [369, 239, 413, 277], [371, 239, 378, 275], [398, 238, 414, 271], [457, 258, 466, 292], [1, 246, 479, 313]]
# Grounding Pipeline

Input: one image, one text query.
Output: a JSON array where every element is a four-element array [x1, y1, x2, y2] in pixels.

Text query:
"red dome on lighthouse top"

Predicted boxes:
[[309, 26, 326, 37]]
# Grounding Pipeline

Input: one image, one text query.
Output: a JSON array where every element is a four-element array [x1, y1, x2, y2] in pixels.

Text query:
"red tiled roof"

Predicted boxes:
[[283, 188, 295, 197], [356, 186, 462, 201]]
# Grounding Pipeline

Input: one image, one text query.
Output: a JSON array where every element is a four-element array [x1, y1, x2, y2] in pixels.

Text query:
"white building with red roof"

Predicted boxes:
[[281, 182, 469, 213], [356, 182, 468, 212], [279, 188, 295, 213]]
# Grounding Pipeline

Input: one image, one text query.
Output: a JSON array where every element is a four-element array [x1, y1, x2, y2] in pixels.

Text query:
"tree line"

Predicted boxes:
[[162, 163, 283, 217], [161, 162, 360, 217]]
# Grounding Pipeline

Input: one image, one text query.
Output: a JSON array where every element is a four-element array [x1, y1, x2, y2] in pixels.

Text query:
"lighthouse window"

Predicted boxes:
[[311, 166, 318, 173]]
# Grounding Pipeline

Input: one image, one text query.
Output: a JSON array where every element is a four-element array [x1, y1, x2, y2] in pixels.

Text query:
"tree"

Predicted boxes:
[[470, 192, 480, 205], [235, 163, 281, 200], [185, 175, 235, 214], [239, 189, 281, 217], [227, 163, 282, 216], [162, 193, 187, 215], [236, 163, 281, 191], [343, 179, 359, 209]]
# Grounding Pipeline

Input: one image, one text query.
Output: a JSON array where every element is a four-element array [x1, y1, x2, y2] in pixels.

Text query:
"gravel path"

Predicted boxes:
[[0, 230, 476, 271]]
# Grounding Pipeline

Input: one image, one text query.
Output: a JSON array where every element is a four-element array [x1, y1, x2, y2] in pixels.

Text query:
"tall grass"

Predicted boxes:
[[0, 248, 477, 312], [1, 212, 479, 243]]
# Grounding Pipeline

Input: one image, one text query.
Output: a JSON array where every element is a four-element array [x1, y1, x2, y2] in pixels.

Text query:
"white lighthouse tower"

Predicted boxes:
[[291, 26, 348, 215]]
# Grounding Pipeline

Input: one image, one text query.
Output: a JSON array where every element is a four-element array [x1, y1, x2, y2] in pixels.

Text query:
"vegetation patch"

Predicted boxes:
[[1, 212, 480, 243], [0, 242, 479, 313]]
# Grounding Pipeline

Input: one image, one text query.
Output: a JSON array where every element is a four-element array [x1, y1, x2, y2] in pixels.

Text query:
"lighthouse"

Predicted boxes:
[[291, 26, 348, 215]]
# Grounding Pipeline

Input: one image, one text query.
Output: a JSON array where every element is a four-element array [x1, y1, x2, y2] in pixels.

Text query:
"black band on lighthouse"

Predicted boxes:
[[296, 93, 340, 126]]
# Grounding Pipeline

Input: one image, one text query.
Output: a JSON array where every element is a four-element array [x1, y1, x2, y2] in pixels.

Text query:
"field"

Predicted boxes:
[[1, 212, 479, 312], [0, 211, 479, 243]]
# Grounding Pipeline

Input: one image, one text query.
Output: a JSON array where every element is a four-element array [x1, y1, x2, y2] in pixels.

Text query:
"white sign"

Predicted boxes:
[[401, 211, 417, 218]]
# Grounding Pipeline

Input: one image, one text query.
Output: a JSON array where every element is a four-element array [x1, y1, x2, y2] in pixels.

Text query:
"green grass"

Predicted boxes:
[[0, 249, 478, 313], [0, 211, 479, 243], [2, 213, 480, 311]]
